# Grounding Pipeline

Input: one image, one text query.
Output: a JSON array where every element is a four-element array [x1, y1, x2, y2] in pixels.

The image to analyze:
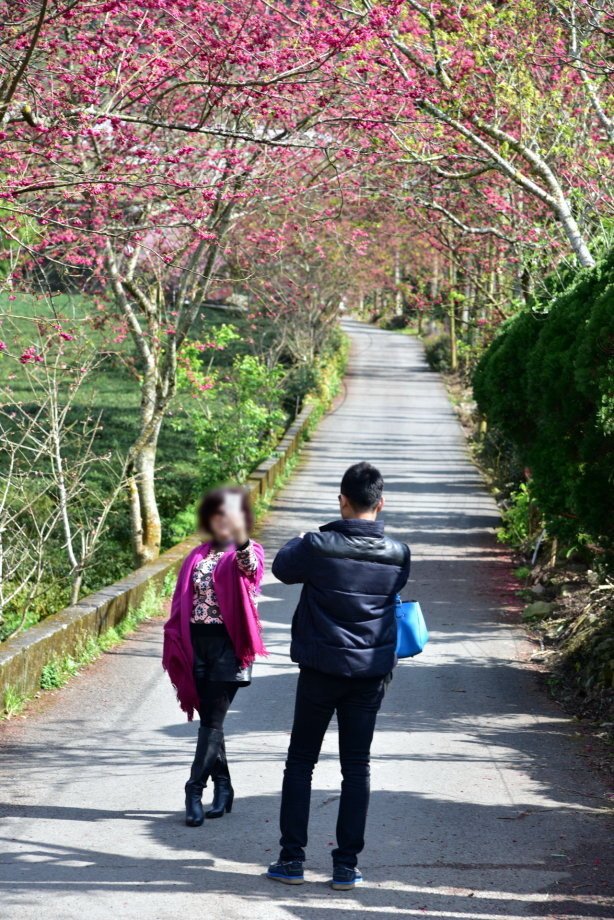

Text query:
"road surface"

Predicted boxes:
[[0, 321, 611, 920]]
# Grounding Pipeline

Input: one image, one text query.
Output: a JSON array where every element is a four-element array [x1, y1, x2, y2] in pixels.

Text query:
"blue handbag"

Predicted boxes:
[[395, 595, 429, 658]]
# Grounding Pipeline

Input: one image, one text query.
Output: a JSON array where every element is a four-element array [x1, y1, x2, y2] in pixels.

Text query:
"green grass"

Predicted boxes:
[[1, 291, 200, 547], [0, 293, 236, 635], [2, 685, 27, 719], [1, 291, 346, 640]]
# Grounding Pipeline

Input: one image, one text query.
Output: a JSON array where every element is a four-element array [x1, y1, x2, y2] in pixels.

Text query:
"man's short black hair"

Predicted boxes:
[[340, 462, 384, 511]]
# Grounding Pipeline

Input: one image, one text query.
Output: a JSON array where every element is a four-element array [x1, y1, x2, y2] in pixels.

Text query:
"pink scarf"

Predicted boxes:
[[162, 541, 268, 720]]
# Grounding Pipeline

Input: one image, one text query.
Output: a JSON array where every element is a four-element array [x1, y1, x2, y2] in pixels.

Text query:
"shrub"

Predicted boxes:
[[473, 311, 538, 447], [177, 350, 287, 489], [456, 341, 484, 379], [40, 657, 78, 690], [477, 425, 525, 493], [474, 250, 614, 553], [381, 314, 409, 331], [423, 333, 452, 372], [497, 484, 537, 550]]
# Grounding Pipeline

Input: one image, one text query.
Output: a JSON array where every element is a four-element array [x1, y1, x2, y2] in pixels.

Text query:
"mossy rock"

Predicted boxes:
[[522, 601, 555, 621]]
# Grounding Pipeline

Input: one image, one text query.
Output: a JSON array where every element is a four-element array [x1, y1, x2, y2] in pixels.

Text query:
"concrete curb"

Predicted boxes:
[[0, 402, 316, 703]]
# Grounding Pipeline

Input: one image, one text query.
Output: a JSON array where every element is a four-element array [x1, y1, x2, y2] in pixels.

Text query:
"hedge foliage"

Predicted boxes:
[[473, 250, 614, 550]]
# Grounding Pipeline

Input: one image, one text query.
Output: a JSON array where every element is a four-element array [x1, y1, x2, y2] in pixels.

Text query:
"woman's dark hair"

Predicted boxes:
[[197, 487, 254, 534]]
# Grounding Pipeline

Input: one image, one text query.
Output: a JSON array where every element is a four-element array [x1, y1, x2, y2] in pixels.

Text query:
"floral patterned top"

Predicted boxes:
[[191, 542, 258, 624]]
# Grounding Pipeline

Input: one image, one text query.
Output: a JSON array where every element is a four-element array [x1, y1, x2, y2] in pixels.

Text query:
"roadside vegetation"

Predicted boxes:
[[2, 577, 174, 718], [0, 334, 347, 720], [1, 1, 611, 726], [373, 250, 613, 733], [1, 292, 347, 642]]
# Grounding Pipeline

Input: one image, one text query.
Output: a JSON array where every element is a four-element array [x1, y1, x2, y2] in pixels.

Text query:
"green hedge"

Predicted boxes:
[[423, 333, 452, 372], [473, 250, 614, 550]]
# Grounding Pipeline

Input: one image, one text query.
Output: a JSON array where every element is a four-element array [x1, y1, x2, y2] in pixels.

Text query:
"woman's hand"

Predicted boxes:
[[225, 509, 249, 547]]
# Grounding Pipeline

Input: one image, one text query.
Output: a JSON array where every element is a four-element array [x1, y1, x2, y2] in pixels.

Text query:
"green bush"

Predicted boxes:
[[473, 311, 538, 446], [474, 250, 614, 553], [423, 333, 452, 372], [476, 425, 525, 493], [381, 314, 409, 331], [191, 353, 287, 486], [497, 484, 536, 549]]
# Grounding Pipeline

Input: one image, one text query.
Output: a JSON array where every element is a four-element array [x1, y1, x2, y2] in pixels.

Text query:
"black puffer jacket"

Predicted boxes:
[[272, 518, 411, 678]]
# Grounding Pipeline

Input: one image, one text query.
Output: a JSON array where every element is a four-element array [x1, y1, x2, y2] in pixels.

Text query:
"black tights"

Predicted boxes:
[[197, 680, 238, 731], [190, 629, 242, 783]]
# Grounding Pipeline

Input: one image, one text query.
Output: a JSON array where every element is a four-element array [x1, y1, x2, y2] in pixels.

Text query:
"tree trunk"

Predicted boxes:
[[555, 201, 596, 268], [449, 303, 458, 372], [394, 248, 403, 317], [429, 252, 440, 301], [133, 438, 162, 566], [462, 273, 471, 344], [447, 247, 458, 372], [70, 573, 83, 607], [127, 363, 166, 567], [128, 422, 164, 566]]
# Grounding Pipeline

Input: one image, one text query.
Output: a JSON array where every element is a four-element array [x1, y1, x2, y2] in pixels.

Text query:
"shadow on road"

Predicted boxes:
[[1, 636, 611, 917], [0, 785, 611, 918], [1, 321, 611, 918]]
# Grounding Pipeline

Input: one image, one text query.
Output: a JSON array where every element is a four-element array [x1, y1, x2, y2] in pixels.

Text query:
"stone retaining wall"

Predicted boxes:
[[0, 402, 315, 703]]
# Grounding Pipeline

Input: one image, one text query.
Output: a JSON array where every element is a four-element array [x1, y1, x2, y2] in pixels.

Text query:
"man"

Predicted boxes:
[[266, 461, 411, 890]]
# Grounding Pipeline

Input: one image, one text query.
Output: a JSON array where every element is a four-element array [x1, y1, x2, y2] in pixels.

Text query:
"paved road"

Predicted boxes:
[[0, 321, 611, 920]]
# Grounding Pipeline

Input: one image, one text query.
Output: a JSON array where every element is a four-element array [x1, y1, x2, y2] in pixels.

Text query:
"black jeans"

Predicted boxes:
[[279, 667, 388, 868]]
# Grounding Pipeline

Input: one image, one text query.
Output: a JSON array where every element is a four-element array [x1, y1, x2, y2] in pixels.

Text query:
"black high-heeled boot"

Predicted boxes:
[[185, 726, 224, 827], [206, 737, 234, 819], [206, 775, 234, 818]]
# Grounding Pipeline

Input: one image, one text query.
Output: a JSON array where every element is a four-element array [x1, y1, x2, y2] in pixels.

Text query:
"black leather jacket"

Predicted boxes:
[[272, 518, 411, 678]]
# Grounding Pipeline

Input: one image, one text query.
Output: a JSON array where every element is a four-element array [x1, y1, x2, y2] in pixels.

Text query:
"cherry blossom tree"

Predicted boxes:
[[332, 0, 612, 266], [1, 0, 612, 565], [1, 1, 356, 562]]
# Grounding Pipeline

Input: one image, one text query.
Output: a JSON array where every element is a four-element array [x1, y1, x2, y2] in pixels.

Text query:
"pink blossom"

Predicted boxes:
[[195, 341, 225, 351], [19, 346, 44, 365]]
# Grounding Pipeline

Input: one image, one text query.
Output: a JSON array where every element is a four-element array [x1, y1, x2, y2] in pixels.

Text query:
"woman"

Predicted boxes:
[[163, 487, 267, 827]]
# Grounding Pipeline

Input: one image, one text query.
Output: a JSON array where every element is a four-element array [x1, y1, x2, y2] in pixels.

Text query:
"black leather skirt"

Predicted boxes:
[[191, 622, 252, 685]]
